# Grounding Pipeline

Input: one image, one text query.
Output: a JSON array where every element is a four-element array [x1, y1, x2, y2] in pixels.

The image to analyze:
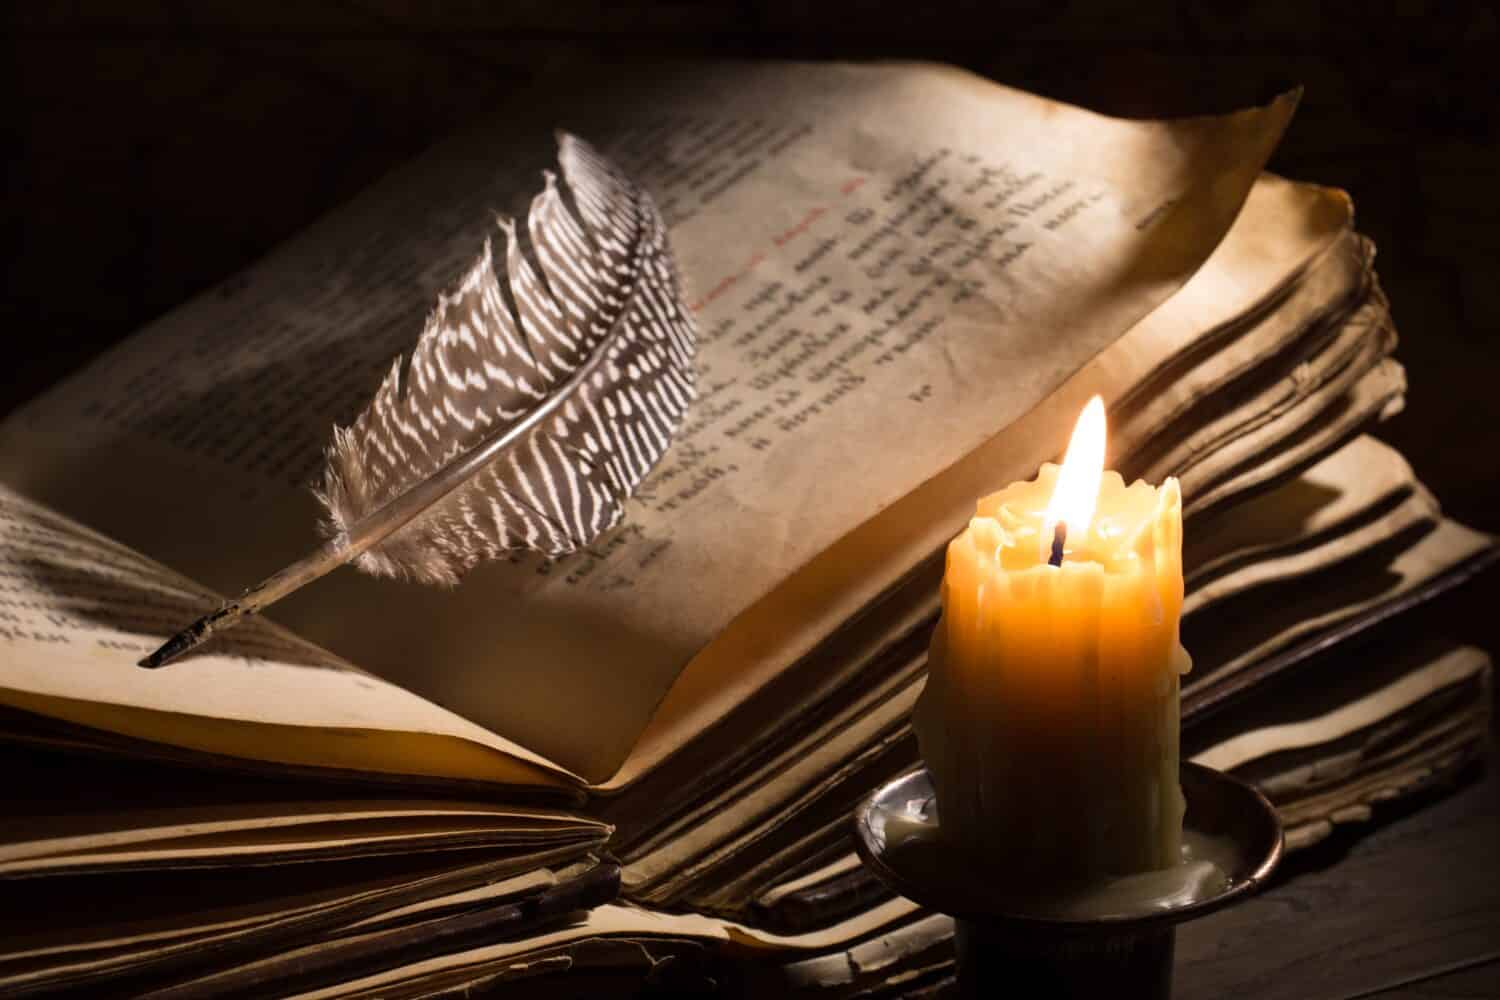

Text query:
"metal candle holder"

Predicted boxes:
[[854, 762, 1283, 1000]]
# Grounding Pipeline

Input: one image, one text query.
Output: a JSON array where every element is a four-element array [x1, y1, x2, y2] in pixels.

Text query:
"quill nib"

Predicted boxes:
[[139, 536, 349, 668], [139, 603, 244, 668]]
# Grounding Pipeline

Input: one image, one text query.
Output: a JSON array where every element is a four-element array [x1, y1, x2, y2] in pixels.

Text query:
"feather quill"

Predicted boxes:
[[140, 133, 696, 668]]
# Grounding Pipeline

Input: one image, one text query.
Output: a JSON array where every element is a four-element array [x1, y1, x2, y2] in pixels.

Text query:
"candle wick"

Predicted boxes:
[[1048, 523, 1067, 567]]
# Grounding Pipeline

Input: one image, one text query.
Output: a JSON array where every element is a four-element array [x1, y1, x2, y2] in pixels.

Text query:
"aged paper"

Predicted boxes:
[[0, 860, 570, 996], [1186, 357, 1406, 517], [1185, 433, 1417, 581], [0, 485, 570, 788], [0, 797, 603, 877], [726, 647, 1491, 961], [614, 431, 1456, 904], [1193, 641, 1491, 850], [612, 175, 1352, 794], [288, 897, 927, 1000], [0, 62, 1295, 781], [1183, 518, 1493, 688], [1184, 483, 1436, 614], [1146, 293, 1393, 489], [613, 254, 1388, 898], [1193, 642, 1488, 776], [636, 520, 1491, 911]]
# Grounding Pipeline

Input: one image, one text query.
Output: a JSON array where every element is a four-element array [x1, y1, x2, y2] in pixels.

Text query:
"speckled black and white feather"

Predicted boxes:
[[137, 134, 696, 667], [317, 133, 697, 583]]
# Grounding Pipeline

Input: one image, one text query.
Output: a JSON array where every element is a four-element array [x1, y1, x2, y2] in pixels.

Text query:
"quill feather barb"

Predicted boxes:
[[141, 133, 696, 668]]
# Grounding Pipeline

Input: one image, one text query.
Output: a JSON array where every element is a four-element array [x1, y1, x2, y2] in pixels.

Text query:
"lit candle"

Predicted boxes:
[[913, 396, 1191, 889]]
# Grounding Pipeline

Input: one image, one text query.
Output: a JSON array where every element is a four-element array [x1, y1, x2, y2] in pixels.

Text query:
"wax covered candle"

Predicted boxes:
[[913, 397, 1191, 889]]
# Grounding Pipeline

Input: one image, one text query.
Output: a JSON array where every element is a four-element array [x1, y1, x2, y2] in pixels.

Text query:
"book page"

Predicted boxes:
[[2, 797, 603, 878], [610, 175, 1355, 794], [1183, 518, 1494, 691], [0, 855, 575, 996], [620, 514, 1489, 912], [1192, 642, 1488, 775], [1185, 434, 1418, 583], [1186, 356, 1405, 518], [287, 897, 929, 1000], [0, 61, 1294, 782], [604, 203, 1374, 874], [0, 485, 570, 790], [1184, 486, 1437, 615]]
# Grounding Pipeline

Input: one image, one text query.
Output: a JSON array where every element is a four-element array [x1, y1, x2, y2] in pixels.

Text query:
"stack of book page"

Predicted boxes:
[[0, 61, 1490, 997]]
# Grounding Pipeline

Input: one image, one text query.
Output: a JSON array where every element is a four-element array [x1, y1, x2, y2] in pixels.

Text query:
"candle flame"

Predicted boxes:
[[1043, 395, 1106, 556]]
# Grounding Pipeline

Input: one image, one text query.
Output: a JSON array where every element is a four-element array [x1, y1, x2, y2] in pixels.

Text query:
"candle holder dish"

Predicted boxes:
[[853, 762, 1283, 1000]]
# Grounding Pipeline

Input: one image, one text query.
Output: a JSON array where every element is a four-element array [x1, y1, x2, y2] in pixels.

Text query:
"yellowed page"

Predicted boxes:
[[777, 912, 954, 992], [1184, 486, 1436, 615], [5, 803, 603, 881], [1194, 644, 1488, 774], [0, 856, 573, 992], [731, 647, 1486, 958], [1, 851, 614, 999], [1185, 357, 1406, 517], [619, 428, 1492, 910], [611, 427, 1451, 903], [336, 866, 563, 933], [605, 222, 1379, 891], [0, 486, 570, 789], [1279, 727, 1486, 850], [0, 61, 1294, 782], [1, 798, 604, 874], [611, 174, 1348, 791], [1146, 292, 1392, 487], [292, 898, 927, 1000], [1186, 433, 1417, 580], [1193, 640, 1491, 850], [1185, 518, 1493, 687]]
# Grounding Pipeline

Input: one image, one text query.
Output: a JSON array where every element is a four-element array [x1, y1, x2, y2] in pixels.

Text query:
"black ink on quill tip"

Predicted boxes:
[[137, 603, 236, 668], [138, 631, 194, 669]]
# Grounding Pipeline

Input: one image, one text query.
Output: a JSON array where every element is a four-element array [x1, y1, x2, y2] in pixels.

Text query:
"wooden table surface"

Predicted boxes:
[[6, 6, 1498, 998], [1178, 754, 1500, 999]]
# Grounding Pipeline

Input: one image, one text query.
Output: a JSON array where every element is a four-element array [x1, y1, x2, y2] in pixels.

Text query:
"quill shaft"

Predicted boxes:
[[138, 340, 613, 669]]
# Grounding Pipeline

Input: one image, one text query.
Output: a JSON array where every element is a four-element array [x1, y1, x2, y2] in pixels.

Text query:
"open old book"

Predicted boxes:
[[1, 62, 1492, 997]]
